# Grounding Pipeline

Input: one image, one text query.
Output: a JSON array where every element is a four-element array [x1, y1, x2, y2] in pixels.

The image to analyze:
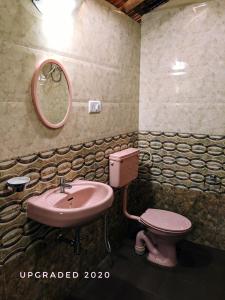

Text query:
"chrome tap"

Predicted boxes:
[[59, 178, 72, 193]]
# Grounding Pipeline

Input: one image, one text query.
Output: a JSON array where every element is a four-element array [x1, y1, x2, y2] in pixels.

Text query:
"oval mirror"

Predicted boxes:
[[31, 59, 72, 129]]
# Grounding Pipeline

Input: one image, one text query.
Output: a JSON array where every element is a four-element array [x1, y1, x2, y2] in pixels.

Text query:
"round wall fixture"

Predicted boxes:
[[31, 59, 72, 129]]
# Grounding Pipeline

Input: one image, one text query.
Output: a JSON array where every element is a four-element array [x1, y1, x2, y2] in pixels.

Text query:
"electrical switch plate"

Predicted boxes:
[[88, 100, 102, 113]]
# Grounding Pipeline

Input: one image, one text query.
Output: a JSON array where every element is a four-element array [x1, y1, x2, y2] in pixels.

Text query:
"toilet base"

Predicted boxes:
[[146, 244, 177, 268], [135, 230, 178, 268]]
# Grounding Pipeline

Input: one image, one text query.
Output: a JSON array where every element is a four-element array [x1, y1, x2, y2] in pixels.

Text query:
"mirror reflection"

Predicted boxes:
[[36, 62, 70, 125]]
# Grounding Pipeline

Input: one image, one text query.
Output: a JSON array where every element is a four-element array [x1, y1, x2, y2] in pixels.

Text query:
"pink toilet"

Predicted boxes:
[[109, 148, 192, 267]]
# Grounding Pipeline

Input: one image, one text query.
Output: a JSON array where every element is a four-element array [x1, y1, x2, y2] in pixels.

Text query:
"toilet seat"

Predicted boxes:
[[140, 209, 192, 233]]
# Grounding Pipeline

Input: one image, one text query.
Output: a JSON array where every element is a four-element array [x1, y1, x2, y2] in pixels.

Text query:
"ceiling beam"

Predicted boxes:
[[106, 0, 170, 22], [122, 0, 145, 12], [133, 0, 169, 15]]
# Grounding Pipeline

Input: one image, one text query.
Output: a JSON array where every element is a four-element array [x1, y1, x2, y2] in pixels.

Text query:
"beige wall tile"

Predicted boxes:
[[140, 102, 225, 135], [140, 0, 225, 135], [0, 99, 138, 160], [0, 0, 140, 161]]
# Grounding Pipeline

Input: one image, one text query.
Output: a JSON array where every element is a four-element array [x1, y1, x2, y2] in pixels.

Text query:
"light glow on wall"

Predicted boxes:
[[42, 14, 74, 49], [34, 0, 83, 49], [33, 0, 80, 16], [193, 3, 207, 14], [170, 60, 187, 76], [171, 60, 187, 71]]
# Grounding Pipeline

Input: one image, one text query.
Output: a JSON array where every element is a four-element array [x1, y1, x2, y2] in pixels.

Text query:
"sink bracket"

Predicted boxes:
[[56, 213, 111, 256], [56, 228, 81, 255]]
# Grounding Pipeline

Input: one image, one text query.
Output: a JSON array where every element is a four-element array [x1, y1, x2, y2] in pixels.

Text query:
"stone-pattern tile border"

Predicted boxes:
[[138, 131, 225, 194], [0, 129, 225, 265], [0, 132, 137, 265]]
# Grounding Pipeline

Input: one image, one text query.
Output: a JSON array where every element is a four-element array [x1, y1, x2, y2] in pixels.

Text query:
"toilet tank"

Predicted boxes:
[[109, 148, 139, 188]]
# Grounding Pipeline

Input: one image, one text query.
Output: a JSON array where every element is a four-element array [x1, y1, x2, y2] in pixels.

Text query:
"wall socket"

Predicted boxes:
[[88, 100, 102, 113]]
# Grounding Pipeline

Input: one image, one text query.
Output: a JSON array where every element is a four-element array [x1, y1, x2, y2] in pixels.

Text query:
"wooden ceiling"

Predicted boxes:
[[106, 0, 170, 22]]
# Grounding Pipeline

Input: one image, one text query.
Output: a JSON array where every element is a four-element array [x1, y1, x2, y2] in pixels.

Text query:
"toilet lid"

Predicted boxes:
[[140, 209, 192, 233]]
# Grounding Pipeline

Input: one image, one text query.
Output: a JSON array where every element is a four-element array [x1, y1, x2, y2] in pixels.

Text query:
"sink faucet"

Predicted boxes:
[[59, 178, 72, 193]]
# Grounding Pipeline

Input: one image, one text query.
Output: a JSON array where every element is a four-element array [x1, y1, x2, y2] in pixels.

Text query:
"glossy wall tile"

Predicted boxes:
[[140, 0, 225, 135]]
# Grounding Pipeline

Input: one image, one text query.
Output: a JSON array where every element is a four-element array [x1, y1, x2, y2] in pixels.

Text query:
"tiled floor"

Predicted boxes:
[[72, 239, 225, 300]]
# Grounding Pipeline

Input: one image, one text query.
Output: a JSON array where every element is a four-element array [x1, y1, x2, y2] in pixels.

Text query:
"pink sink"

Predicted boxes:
[[27, 180, 114, 227]]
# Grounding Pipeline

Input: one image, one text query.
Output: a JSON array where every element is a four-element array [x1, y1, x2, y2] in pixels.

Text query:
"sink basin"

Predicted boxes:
[[27, 180, 114, 227]]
